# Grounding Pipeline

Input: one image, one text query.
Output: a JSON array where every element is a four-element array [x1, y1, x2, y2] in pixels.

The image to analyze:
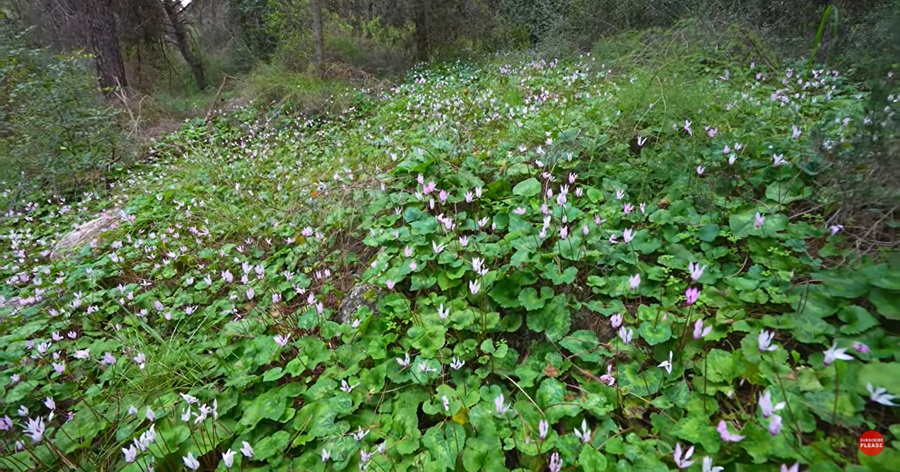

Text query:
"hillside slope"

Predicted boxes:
[[1, 53, 898, 471]]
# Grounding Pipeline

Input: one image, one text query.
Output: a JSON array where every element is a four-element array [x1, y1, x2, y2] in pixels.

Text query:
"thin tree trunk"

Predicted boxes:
[[311, 0, 325, 76], [161, 0, 207, 90]]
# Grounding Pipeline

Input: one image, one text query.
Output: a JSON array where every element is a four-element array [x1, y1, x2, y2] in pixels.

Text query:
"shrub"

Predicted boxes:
[[0, 26, 130, 200]]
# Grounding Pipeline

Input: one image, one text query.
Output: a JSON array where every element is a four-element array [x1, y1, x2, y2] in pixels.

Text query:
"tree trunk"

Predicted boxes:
[[311, 0, 325, 77], [67, 0, 128, 93], [413, 0, 431, 60], [161, 0, 207, 90]]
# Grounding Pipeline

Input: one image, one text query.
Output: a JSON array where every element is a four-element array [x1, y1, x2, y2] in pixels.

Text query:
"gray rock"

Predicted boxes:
[[336, 283, 379, 324], [50, 209, 126, 260]]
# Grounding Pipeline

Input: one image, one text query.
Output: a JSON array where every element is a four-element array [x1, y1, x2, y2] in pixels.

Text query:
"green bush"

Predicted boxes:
[[241, 62, 357, 115], [0, 26, 130, 199]]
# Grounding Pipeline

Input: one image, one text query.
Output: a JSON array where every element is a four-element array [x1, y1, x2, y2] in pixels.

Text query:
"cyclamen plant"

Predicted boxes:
[[0, 52, 896, 472]]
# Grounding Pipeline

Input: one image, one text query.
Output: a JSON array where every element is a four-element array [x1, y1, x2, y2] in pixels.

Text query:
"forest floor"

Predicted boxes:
[[1, 47, 898, 471]]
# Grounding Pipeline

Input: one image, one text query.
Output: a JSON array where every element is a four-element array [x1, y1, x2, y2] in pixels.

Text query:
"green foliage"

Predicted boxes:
[[0, 26, 131, 197], [0, 32, 897, 472], [241, 62, 357, 115]]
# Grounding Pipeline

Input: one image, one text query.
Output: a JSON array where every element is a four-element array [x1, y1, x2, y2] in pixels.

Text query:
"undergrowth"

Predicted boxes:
[[0, 38, 898, 472]]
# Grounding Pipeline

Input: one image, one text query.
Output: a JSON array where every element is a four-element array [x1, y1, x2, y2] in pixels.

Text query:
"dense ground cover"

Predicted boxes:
[[1, 47, 898, 471]]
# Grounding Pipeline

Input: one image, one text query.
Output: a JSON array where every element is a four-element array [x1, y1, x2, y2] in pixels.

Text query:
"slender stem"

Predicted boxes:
[[831, 362, 840, 425]]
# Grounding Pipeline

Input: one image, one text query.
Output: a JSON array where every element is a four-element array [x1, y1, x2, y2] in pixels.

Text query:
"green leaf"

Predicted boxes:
[[560, 330, 607, 363], [513, 177, 541, 197], [578, 445, 608, 470], [638, 322, 671, 345], [519, 286, 550, 311], [526, 294, 571, 341], [544, 264, 577, 285], [705, 349, 738, 382], [765, 181, 810, 204], [698, 224, 719, 242], [837, 305, 878, 334], [423, 423, 466, 471], [254, 431, 291, 462], [488, 277, 522, 308], [869, 288, 900, 320], [536, 378, 580, 422]]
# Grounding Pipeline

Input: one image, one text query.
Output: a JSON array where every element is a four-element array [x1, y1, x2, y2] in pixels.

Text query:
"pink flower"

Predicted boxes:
[[754, 212, 765, 229], [385, 280, 395, 290], [599, 365, 616, 386], [693, 319, 712, 339], [610, 313, 623, 329], [758, 391, 785, 417], [853, 342, 871, 353], [716, 420, 745, 442], [438, 190, 448, 203], [768, 414, 783, 435], [623, 203, 634, 214], [683, 120, 693, 136], [685, 287, 700, 305]]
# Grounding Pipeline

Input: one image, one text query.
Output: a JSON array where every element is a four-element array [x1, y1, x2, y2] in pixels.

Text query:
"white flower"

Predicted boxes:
[[618, 327, 633, 344], [340, 379, 354, 393], [658, 351, 674, 375], [823, 342, 853, 366], [688, 262, 705, 281], [867, 383, 897, 406], [573, 419, 591, 443], [468, 280, 481, 295], [494, 393, 511, 415], [702, 456, 723, 472], [321, 449, 331, 462], [122, 444, 138, 463], [437, 304, 450, 319], [222, 449, 236, 467], [352, 428, 370, 441], [450, 357, 465, 370], [758, 330, 777, 352], [183, 452, 200, 470], [23, 416, 45, 442], [240, 441, 254, 458], [274, 334, 291, 347], [539, 419, 549, 439], [673, 442, 694, 469], [396, 352, 411, 368]]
